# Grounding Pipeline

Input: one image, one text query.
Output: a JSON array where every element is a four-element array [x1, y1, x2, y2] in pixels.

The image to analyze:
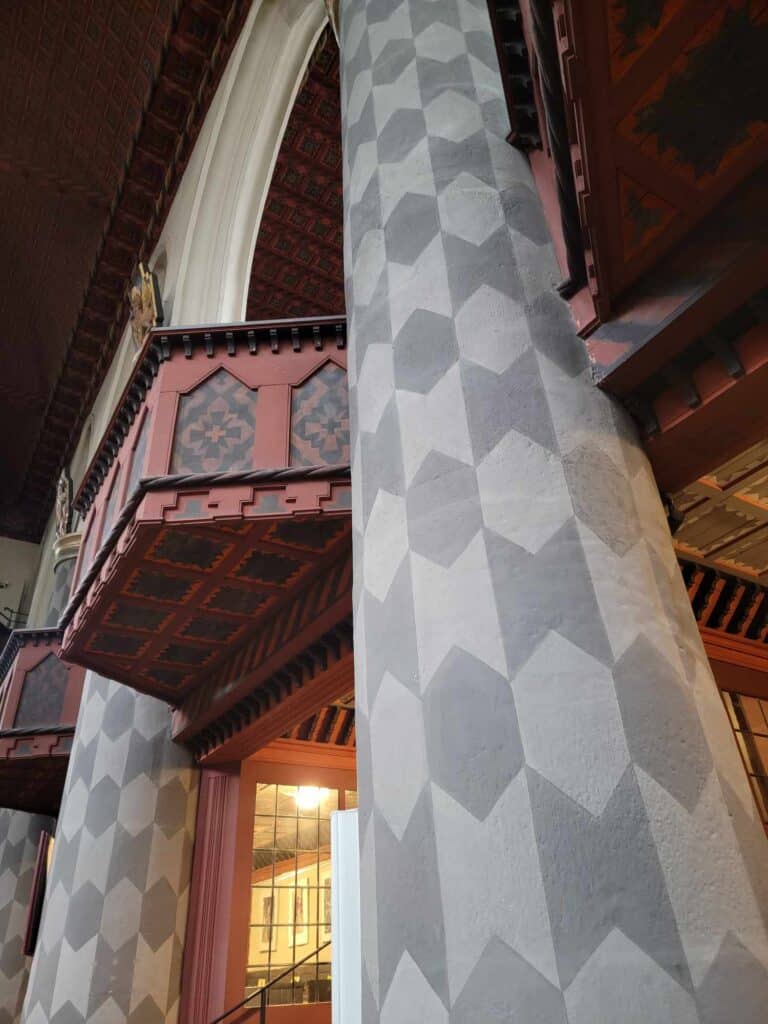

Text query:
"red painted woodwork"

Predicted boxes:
[[547, 0, 768, 318], [0, 0, 253, 543], [180, 767, 242, 1024], [193, 648, 354, 765], [61, 319, 352, 752], [702, 628, 768, 702], [584, 169, 768, 388], [0, 629, 86, 815], [644, 321, 768, 494], [23, 829, 53, 956]]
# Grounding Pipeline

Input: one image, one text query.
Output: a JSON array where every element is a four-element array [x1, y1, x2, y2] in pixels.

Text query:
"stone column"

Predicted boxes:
[[22, 675, 197, 1023], [340, 2, 768, 1022], [0, 810, 52, 1023], [43, 534, 80, 628]]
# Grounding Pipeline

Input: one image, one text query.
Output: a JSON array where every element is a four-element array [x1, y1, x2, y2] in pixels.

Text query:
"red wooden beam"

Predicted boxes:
[[645, 322, 768, 493]]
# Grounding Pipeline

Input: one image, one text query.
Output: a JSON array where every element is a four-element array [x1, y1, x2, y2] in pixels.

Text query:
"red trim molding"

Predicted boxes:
[[23, 829, 53, 956], [180, 767, 240, 1024], [701, 627, 768, 701]]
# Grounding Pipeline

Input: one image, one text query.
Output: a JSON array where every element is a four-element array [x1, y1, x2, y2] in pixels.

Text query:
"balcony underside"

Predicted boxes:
[[0, 730, 73, 816], [62, 477, 352, 707]]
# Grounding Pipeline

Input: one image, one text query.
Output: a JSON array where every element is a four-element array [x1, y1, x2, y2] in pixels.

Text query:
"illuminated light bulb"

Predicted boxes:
[[295, 786, 326, 810]]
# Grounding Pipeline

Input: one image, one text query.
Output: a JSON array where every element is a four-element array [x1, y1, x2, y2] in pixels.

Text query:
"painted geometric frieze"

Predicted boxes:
[[340, 1, 768, 1022], [290, 361, 350, 467], [606, 0, 679, 77], [13, 653, 69, 730], [171, 369, 258, 474], [619, 174, 675, 257], [629, 5, 768, 180]]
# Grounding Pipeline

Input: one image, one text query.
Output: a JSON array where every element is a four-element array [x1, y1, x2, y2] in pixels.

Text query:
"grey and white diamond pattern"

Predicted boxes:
[[22, 674, 197, 1024], [340, 0, 768, 1021], [0, 811, 53, 1024]]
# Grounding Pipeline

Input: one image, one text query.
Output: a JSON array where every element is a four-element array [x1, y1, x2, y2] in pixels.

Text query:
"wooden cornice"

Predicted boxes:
[[5, 0, 252, 543]]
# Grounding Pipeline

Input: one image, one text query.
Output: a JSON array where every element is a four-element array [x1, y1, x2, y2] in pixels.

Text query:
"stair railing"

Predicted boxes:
[[209, 940, 332, 1024]]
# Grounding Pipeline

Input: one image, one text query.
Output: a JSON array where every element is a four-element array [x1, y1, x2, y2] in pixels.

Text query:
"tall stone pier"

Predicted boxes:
[[22, 677, 197, 1023], [0, 810, 52, 1023], [340, 1, 768, 1021]]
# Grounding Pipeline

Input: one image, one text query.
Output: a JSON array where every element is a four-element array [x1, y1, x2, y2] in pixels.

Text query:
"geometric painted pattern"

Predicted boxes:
[[339, 1, 768, 1021], [22, 673, 198, 1023], [290, 361, 350, 467], [171, 369, 258, 475], [0, 810, 53, 1024], [13, 654, 69, 730]]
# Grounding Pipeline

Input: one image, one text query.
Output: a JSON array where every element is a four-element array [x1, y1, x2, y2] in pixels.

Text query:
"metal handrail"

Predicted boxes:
[[209, 940, 332, 1024]]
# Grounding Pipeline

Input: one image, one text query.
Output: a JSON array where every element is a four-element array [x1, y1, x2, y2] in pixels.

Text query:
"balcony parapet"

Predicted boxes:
[[61, 318, 353, 740], [0, 628, 85, 814], [73, 315, 346, 519]]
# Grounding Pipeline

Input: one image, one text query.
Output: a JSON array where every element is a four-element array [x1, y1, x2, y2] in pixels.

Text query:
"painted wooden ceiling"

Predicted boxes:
[[245, 26, 344, 321], [557, 0, 768, 317], [674, 437, 768, 582], [0, 0, 253, 542]]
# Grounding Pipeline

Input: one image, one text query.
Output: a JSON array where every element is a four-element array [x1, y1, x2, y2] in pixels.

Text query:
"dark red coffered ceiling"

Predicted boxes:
[[246, 26, 344, 321]]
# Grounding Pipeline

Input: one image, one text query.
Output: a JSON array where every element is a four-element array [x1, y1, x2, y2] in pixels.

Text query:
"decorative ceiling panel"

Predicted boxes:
[[674, 436, 768, 580], [554, 0, 768, 318], [245, 26, 344, 321]]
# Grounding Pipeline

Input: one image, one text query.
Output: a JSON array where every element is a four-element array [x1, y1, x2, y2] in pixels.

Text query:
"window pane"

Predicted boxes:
[[273, 856, 298, 885], [297, 820, 318, 850], [749, 775, 768, 820], [319, 788, 338, 817], [254, 784, 277, 816], [253, 816, 276, 849], [740, 696, 768, 735], [724, 690, 768, 829], [297, 786, 328, 818], [318, 819, 331, 848], [275, 818, 298, 851], [344, 790, 358, 810], [249, 779, 345, 1002], [276, 785, 298, 816], [754, 735, 768, 775]]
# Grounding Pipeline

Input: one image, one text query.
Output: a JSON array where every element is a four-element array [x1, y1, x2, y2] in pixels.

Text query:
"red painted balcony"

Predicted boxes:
[[0, 629, 86, 814], [61, 318, 352, 738]]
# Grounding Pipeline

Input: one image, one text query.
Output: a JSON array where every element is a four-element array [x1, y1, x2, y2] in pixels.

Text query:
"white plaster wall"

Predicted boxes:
[[25, 517, 56, 627], [0, 537, 40, 621], [165, 0, 327, 325], [23, 0, 328, 625]]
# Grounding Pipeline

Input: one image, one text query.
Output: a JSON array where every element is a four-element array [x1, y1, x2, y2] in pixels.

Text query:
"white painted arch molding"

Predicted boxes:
[[170, 0, 329, 326]]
